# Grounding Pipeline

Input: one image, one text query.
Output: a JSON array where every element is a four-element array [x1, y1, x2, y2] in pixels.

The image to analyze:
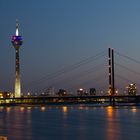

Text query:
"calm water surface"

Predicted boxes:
[[0, 105, 140, 140]]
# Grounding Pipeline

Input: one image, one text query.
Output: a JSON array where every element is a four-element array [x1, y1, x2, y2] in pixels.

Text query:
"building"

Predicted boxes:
[[127, 83, 137, 95], [11, 20, 23, 97], [57, 89, 67, 96], [0, 91, 13, 98], [77, 88, 88, 96], [89, 88, 96, 95]]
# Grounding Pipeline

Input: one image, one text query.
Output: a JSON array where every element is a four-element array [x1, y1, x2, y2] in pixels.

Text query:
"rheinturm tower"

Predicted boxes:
[[11, 20, 22, 97]]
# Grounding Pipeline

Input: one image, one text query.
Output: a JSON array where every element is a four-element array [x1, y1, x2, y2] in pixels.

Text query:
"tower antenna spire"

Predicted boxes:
[[16, 19, 19, 36]]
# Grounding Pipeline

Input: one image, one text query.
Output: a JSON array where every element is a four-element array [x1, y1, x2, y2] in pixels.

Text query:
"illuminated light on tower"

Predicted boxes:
[[11, 20, 23, 97]]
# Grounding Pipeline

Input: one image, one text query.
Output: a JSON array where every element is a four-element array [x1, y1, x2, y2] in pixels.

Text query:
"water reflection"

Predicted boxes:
[[1, 107, 32, 140], [20, 107, 25, 112], [131, 106, 137, 113], [41, 106, 46, 112], [8, 107, 32, 139], [106, 106, 120, 140], [78, 105, 84, 110], [6, 107, 11, 113], [27, 106, 32, 113], [0, 105, 140, 140], [27, 106, 32, 110], [0, 106, 4, 111], [62, 106, 68, 116], [107, 106, 113, 118]]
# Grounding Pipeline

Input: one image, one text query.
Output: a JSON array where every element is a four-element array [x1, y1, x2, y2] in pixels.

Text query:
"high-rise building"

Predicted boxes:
[[11, 20, 23, 97], [89, 88, 96, 95], [127, 83, 137, 96]]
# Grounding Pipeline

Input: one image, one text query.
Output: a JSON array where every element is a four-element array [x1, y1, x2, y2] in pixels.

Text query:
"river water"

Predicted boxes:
[[0, 105, 140, 140]]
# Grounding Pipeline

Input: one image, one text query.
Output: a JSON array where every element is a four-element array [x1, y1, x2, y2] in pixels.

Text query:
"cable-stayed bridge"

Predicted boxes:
[[1, 48, 140, 106], [25, 48, 140, 96]]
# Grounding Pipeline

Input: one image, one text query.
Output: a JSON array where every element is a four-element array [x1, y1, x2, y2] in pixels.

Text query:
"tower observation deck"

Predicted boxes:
[[11, 20, 23, 97]]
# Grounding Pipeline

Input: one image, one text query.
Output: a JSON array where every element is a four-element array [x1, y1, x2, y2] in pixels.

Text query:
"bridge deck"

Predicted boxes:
[[0, 95, 140, 106]]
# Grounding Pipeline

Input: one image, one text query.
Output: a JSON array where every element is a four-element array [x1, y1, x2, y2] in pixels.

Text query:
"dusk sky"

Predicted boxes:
[[1, 0, 140, 94]]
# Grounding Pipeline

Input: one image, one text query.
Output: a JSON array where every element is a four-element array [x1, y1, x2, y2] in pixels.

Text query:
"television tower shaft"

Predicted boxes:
[[11, 20, 23, 97]]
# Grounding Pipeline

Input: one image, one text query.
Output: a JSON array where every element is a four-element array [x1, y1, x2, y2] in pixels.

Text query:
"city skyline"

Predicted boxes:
[[1, 0, 140, 94]]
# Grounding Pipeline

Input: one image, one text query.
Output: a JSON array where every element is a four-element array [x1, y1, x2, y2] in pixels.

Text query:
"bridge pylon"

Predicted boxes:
[[108, 48, 115, 96]]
